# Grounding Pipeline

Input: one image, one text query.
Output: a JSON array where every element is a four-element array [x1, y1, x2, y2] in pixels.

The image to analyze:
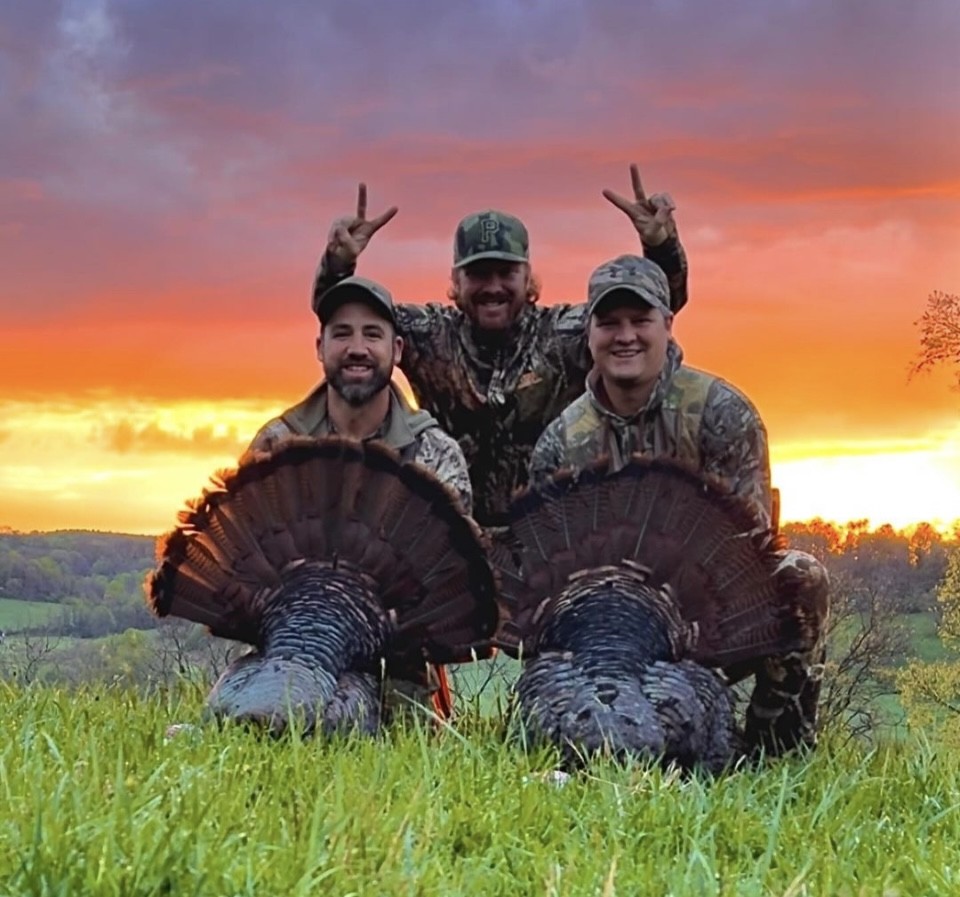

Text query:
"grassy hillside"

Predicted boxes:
[[2, 684, 959, 896], [903, 611, 950, 662], [0, 598, 66, 631]]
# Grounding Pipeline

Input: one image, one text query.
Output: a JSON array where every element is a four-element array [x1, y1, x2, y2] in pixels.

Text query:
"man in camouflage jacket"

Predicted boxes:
[[247, 275, 472, 719], [248, 276, 471, 512], [529, 255, 831, 758], [311, 165, 688, 528]]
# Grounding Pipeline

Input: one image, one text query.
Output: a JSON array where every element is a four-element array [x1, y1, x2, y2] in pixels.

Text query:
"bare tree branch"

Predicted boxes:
[[910, 290, 960, 388]]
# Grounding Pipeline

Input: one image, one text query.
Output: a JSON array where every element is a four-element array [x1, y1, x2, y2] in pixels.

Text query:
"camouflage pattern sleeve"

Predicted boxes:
[[554, 303, 591, 375], [699, 381, 773, 530], [414, 427, 474, 514], [246, 418, 295, 455], [643, 236, 688, 314], [313, 249, 456, 370], [311, 251, 356, 310], [528, 417, 567, 488], [393, 302, 455, 369]]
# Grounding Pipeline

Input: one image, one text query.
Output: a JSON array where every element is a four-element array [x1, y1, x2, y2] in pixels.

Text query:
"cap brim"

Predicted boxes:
[[316, 283, 396, 325], [453, 251, 529, 269], [589, 285, 668, 316]]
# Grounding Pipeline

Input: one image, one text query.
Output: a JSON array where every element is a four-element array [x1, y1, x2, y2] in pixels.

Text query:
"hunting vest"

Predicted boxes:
[[558, 366, 716, 472], [279, 383, 439, 463]]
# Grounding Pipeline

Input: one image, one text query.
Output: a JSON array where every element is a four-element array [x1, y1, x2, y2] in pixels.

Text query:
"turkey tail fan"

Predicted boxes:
[[144, 436, 499, 662], [494, 455, 818, 668]]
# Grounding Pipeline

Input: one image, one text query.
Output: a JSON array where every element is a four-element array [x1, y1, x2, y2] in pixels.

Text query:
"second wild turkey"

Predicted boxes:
[[144, 435, 498, 735], [491, 456, 822, 773]]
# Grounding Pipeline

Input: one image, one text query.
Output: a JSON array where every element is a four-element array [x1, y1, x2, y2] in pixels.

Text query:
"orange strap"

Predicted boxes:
[[430, 664, 454, 720]]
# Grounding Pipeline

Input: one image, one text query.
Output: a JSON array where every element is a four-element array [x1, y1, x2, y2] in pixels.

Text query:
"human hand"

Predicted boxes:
[[325, 182, 398, 270], [602, 163, 677, 246]]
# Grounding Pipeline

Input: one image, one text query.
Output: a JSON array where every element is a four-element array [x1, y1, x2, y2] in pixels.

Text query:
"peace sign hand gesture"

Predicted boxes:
[[325, 183, 399, 272], [602, 164, 677, 247]]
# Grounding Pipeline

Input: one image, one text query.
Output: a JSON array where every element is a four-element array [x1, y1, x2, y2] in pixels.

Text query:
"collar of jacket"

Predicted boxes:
[[457, 304, 544, 406], [290, 381, 438, 450]]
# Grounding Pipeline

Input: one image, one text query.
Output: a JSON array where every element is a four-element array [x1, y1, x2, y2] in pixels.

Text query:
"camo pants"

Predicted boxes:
[[739, 549, 831, 756]]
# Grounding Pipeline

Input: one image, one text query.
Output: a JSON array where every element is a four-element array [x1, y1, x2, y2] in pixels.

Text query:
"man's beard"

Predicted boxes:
[[328, 363, 392, 407], [461, 296, 526, 347]]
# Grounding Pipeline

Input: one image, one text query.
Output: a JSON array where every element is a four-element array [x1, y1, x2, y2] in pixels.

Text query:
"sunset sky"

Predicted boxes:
[[2, 0, 959, 536]]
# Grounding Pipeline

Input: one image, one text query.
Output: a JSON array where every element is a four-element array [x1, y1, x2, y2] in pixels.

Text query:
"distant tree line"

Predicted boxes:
[[782, 519, 956, 613], [2, 523, 959, 741], [1, 523, 957, 642], [0, 531, 154, 601], [0, 532, 156, 637]]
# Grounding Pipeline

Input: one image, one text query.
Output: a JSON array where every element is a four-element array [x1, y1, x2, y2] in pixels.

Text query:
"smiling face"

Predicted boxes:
[[451, 259, 532, 331], [587, 291, 673, 391], [318, 300, 403, 407]]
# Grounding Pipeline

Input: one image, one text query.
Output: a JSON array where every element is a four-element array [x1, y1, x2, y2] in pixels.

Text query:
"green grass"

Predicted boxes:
[[2, 684, 960, 896], [902, 612, 953, 663], [0, 598, 65, 632]]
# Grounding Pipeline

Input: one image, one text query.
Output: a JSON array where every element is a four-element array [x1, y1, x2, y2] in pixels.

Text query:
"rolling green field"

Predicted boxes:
[[0, 598, 65, 632], [902, 611, 949, 662], [2, 684, 959, 896]]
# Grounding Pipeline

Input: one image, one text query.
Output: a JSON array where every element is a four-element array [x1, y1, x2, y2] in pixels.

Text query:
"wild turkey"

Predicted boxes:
[[491, 456, 821, 774], [144, 436, 498, 735]]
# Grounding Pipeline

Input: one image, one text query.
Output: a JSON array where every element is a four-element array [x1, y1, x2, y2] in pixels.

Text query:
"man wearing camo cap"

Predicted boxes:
[[248, 275, 471, 513], [310, 164, 689, 529], [245, 275, 474, 720], [528, 255, 831, 758]]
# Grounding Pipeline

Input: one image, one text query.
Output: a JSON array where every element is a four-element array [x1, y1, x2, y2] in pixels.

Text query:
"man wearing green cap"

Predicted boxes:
[[245, 275, 474, 720], [248, 274, 472, 514], [311, 165, 688, 529], [528, 254, 830, 758]]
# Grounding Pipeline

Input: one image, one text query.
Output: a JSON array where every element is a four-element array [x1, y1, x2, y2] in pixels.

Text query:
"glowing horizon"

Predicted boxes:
[[2, 1, 958, 535], [0, 393, 957, 537]]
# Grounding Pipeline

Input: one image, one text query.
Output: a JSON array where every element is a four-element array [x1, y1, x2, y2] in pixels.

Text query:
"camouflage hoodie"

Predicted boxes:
[[529, 341, 775, 530], [312, 238, 688, 527]]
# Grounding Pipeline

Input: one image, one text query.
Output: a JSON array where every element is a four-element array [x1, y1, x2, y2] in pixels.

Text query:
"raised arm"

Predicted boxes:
[[642, 220, 688, 314], [310, 182, 398, 308], [602, 163, 689, 313], [309, 183, 456, 366]]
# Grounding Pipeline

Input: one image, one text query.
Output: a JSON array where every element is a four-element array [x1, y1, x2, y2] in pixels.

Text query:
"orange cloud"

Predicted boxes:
[[3, 0, 957, 534], [96, 419, 248, 456]]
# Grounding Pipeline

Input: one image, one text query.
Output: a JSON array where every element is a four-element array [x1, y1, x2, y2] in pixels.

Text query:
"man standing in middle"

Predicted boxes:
[[310, 165, 690, 529]]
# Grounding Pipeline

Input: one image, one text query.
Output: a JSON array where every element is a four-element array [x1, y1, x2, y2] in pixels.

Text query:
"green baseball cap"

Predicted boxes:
[[453, 210, 529, 268], [586, 255, 671, 318], [312, 275, 397, 327]]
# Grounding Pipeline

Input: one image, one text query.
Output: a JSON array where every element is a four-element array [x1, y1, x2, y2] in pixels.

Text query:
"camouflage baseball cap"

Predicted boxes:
[[313, 275, 397, 327], [586, 254, 671, 318], [453, 210, 529, 268]]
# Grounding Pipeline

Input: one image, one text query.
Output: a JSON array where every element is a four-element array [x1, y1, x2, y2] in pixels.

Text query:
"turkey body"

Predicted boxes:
[[145, 436, 498, 736], [493, 457, 822, 773], [516, 569, 739, 773], [205, 564, 391, 735]]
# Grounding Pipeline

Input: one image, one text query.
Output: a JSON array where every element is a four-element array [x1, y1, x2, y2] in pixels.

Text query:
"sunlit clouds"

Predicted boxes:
[[1, 0, 958, 533], [771, 427, 960, 534], [1, 396, 957, 536], [0, 398, 274, 534]]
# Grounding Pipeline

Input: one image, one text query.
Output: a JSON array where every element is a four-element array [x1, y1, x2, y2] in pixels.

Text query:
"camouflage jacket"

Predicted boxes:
[[528, 342, 774, 530], [247, 382, 474, 513], [312, 238, 688, 527]]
